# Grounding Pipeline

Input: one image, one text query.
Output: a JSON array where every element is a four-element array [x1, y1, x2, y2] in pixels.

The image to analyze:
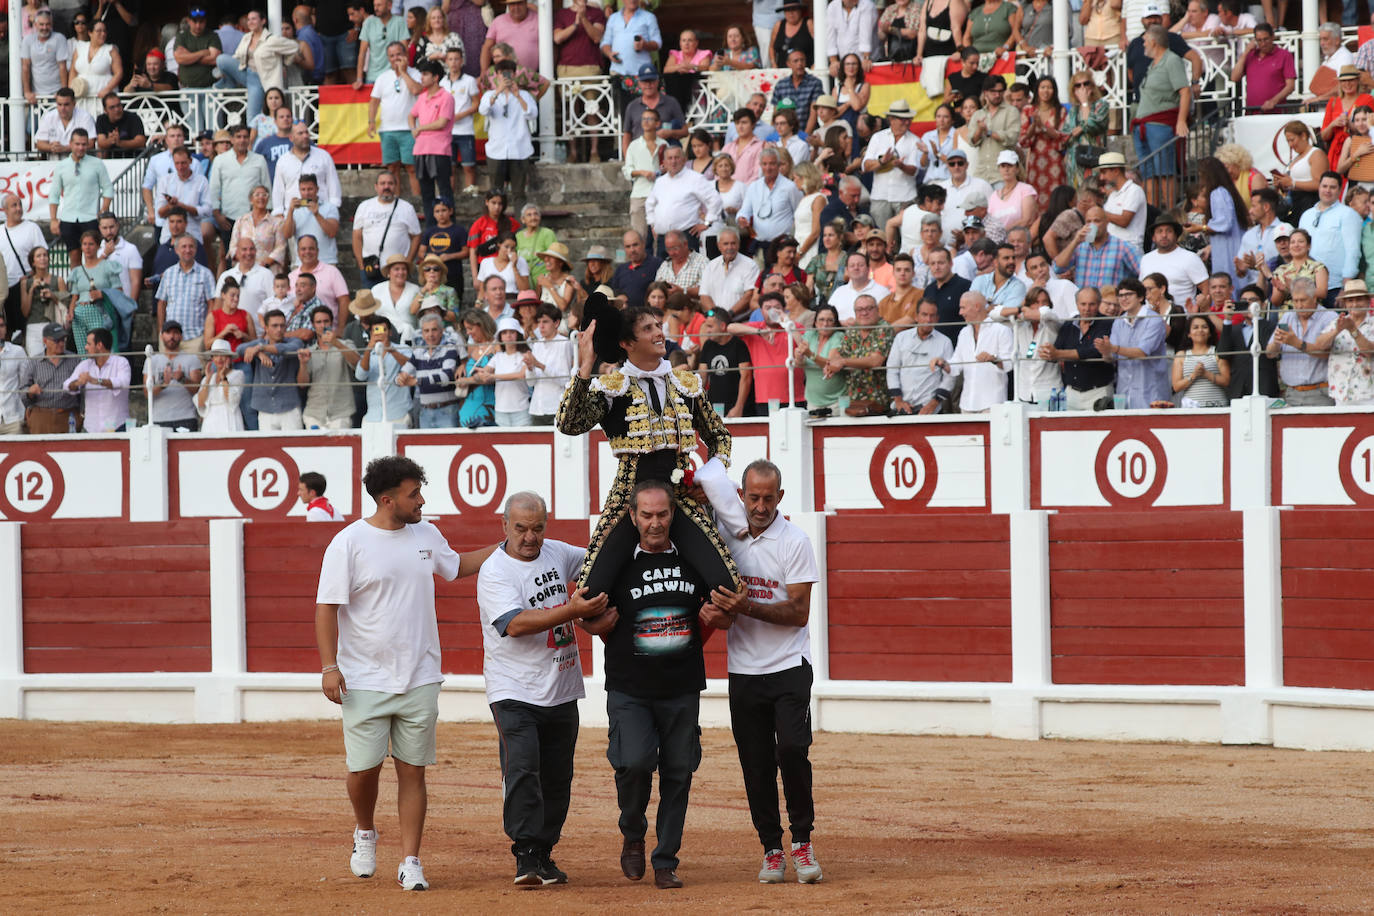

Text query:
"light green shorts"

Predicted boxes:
[[340, 682, 441, 772]]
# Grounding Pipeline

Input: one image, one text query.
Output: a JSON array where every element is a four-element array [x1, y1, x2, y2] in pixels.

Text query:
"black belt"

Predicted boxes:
[[420, 399, 459, 409]]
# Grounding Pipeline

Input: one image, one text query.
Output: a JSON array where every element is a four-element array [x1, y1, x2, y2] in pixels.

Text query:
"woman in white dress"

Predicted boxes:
[[792, 162, 827, 265], [703, 154, 745, 258], [197, 340, 246, 433], [71, 21, 122, 115]]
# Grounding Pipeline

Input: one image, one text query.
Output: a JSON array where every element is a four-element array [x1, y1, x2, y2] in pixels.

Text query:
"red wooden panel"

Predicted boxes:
[[823, 566, 1010, 599], [24, 572, 211, 599], [439, 648, 483, 674], [1281, 539, 1374, 568], [829, 625, 1011, 655], [25, 622, 211, 649], [247, 647, 319, 672], [1050, 569, 1243, 600], [1284, 658, 1374, 691], [1049, 511, 1242, 541], [25, 646, 210, 673], [1282, 627, 1374, 659], [703, 635, 727, 679], [1281, 510, 1374, 540], [1052, 598, 1243, 629], [827, 597, 1011, 628], [1052, 626, 1243, 657], [21, 547, 210, 574], [20, 520, 208, 548], [246, 621, 316, 647], [1281, 598, 1374, 630], [829, 652, 1011, 682], [240, 525, 343, 550], [825, 514, 1009, 543], [22, 598, 210, 623], [1050, 540, 1243, 571], [1052, 655, 1244, 685], [1281, 568, 1374, 600], [826, 541, 1011, 571]]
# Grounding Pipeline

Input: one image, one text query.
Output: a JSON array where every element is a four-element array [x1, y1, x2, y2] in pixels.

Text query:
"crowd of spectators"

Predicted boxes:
[[6, 1, 1374, 437]]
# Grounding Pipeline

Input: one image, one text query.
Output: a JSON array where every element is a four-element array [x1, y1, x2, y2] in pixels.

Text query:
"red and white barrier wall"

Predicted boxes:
[[4, 401, 1374, 750]]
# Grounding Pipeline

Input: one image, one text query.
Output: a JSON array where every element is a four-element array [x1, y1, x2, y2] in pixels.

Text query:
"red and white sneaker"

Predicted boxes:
[[758, 848, 786, 883], [791, 841, 822, 884]]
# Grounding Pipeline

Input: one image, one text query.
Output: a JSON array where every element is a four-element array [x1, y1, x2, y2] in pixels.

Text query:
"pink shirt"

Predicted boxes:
[[1243, 46, 1296, 110], [291, 263, 350, 319], [722, 136, 765, 185], [411, 88, 456, 156], [987, 180, 1037, 227], [486, 12, 541, 71]]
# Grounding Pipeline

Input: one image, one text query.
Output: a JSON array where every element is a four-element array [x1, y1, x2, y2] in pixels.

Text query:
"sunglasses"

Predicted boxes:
[[1074, 81, 1091, 88], [74, 18, 88, 25], [423, 266, 441, 272]]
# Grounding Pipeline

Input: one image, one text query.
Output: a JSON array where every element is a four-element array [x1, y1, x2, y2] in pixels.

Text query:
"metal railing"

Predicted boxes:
[[8, 86, 321, 150]]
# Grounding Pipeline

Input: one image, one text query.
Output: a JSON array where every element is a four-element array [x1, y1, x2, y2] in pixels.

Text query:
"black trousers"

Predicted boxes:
[[490, 157, 529, 207], [606, 689, 701, 871], [491, 698, 579, 857], [3, 282, 22, 346], [727, 661, 814, 850], [58, 219, 98, 255], [415, 154, 452, 228]]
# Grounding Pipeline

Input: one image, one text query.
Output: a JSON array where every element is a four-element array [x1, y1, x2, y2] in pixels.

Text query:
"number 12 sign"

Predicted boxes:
[[228, 450, 302, 518]]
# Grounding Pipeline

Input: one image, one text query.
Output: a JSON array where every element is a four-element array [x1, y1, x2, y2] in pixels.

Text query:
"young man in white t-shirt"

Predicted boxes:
[[316, 455, 496, 891], [476, 491, 613, 887], [441, 47, 481, 196], [299, 471, 344, 521], [368, 42, 423, 199], [699, 459, 824, 886]]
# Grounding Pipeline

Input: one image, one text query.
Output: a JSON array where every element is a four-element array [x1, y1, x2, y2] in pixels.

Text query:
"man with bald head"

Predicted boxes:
[[1, 194, 46, 343], [477, 491, 613, 886], [1054, 206, 1143, 291], [929, 290, 1015, 413]]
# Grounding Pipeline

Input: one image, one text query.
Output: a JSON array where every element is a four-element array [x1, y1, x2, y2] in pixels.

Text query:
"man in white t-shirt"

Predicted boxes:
[[476, 491, 612, 887], [352, 171, 423, 288], [316, 455, 496, 892], [1138, 215, 1208, 308], [369, 42, 423, 200], [299, 471, 344, 521], [698, 459, 823, 886], [828, 251, 891, 324], [1099, 152, 1148, 249], [217, 238, 276, 319]]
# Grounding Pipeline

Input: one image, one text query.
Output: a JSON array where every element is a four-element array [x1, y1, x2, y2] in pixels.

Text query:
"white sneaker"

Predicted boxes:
[[350, 828, 377, 878], [758, 849, 786, 883], [397, 858, 429, 891], [791, 842, 822, 884]]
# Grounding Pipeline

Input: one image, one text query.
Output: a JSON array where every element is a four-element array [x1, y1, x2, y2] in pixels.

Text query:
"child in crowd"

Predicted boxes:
[[695, 307, 753, 417], [259, 273, 294, 323], [487, 316, 532, 426]]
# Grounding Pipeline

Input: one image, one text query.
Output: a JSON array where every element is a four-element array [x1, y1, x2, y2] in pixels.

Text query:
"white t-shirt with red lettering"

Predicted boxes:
[[718, 512, 820, 675], [476, 539, 587, 707], [316, 519, 461, 694]]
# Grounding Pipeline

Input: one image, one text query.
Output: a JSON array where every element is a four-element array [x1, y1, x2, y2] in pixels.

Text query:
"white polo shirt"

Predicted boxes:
[[101, 236, 145, 301], [717, 510, 820, 676], [828, 278, 891, 323], [863, 128, 921, 203], [700, 253, 761, 314], [476, 539, 588, 707], [218, 263, 277, 320], [1105, 179, 1148, 248]]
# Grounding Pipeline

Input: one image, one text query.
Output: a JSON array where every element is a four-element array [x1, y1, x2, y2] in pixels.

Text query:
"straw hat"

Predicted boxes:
[[349, 289, 380, 316], [383, 253, 412, 274], [418, 253, 447, 282], [69, 76, 88, 98], [1340, 278, 1370, 299], [539, 241, 573, 267]]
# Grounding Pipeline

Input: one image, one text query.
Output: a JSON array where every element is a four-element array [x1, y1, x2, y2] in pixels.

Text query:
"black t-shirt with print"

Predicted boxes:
[[605, 549, 707, 699]]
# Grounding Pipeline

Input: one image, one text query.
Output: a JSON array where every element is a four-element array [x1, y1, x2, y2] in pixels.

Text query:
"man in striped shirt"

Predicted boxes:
[[156, 236, 218, 352]]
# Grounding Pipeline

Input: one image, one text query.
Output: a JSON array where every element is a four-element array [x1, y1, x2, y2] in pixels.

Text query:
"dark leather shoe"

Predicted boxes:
[[620, 839, 645, 880], [654, 868, 683, 889]]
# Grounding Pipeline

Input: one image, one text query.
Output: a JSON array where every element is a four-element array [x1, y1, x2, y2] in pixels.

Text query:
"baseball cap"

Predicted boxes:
[[1141, 1, 1165, 16], [637, 63, 660, 81], [962, 215, 985, 230], [946, 148, 969, 162], [162, 319, 184, 333], [963, 191, 989, 209], [42, 324, 67, 341], [775, 98, 797, 111], [188, 6, 208, 19], [854, 214, 877, 228], [996, 150, 1020, 166]]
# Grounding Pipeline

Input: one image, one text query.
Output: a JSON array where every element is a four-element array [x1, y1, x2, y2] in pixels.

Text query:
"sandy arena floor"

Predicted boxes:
[[3, 720, 1373, 914]]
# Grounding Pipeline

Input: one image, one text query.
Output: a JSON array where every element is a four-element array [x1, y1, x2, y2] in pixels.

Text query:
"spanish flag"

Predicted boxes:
[[319, 84, 490, 166], [866, 54, 1017, 134], [318, 86, 379, 165]]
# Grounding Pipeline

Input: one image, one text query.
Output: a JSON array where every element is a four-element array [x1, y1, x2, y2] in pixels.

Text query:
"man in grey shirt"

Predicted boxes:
[[297, 305, 360, 429], [887, 299, 954, 414], [144, 320, 205, 430], [20, 10, 69, 102]]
